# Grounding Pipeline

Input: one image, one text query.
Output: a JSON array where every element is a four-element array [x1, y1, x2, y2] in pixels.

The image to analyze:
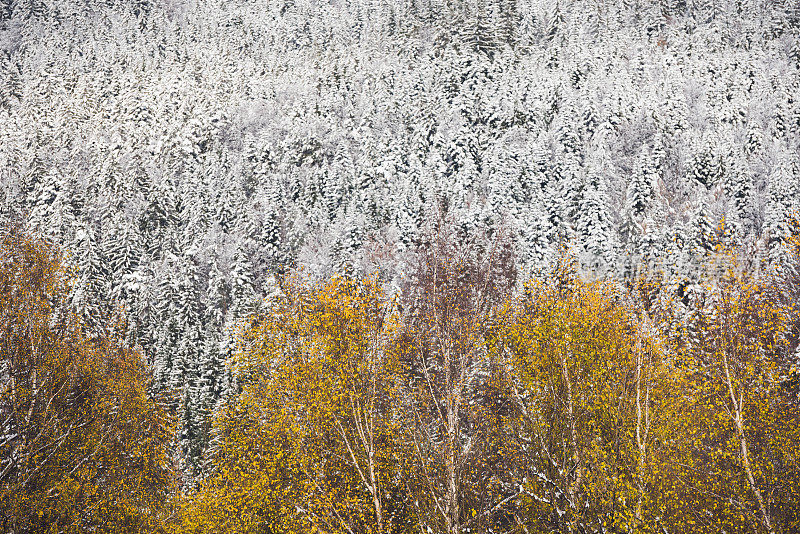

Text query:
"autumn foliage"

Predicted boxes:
[[183, 237, 800, 534], [0, 227, 175, 533], [174, 235, 800, 534], [176, 275, 405, 533], [4, 227, 800, 533]]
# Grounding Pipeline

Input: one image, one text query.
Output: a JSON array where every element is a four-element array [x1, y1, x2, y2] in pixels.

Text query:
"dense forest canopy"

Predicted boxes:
[[1, 0, 800, 531]]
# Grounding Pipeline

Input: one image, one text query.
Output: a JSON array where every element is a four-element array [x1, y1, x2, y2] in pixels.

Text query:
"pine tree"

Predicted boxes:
[[103, 217, 142, 282], [485, 153, 516, 225], [576, 170, 616, 271], [28, 168, 70, 239], [177, 386, 204, 483], [205, 259, 230, 331], [722, 149, 753, 233], [688, 138, 723, 187], [547, 0, 565, 42], [396, 176, 424, 251], [683, 198, 717, 280], [461, 0, 495, 58], [518, 201, 554, 274], [230, 243, 258, 318], [764, 155, 799, 264], [492, 0, 519, 46], [626, 146, 657, 219], [70, 223, 110, 333]]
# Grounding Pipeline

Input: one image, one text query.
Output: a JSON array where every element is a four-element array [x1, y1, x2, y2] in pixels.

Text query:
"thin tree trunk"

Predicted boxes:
[[722, 353, 772, 533], [634, 336, 650, 524], [561, 345, 582, 515], [444, 344, 460, 534], [369, 453, 384, 533]]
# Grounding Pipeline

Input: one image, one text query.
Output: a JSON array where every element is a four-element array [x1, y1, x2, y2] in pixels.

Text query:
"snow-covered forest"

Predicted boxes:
[[2, 0, 800, 531]]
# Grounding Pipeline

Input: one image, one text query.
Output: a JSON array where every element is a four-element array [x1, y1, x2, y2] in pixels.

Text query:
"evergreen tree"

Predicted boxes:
[[205, 259, 230, 331], [688, 138, 724, 188], [764, 155, 799, 264], [28, 168, 70, 239], [576, 170, 616, 271], [230, 243, 258, 318], [722, 149, 754, 233], [627, 146, 657, 219], [70, 223, 110, 332], [547, 0, 565, 42], [396, 176, 424, 251], [686, 197, 717, 258]]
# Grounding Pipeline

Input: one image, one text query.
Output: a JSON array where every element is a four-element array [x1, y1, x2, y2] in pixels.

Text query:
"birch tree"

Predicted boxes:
[[0, 226, 175, 533], [396, 227, 515, 534]]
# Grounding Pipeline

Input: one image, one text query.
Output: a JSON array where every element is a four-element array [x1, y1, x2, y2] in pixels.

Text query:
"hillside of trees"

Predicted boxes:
[[1, 0, 800, 531]]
